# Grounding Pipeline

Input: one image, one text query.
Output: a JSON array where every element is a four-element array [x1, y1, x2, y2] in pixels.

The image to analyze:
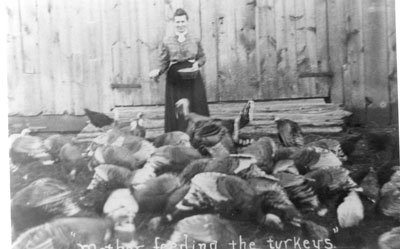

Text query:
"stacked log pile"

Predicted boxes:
[[112, 98, 352, 138]]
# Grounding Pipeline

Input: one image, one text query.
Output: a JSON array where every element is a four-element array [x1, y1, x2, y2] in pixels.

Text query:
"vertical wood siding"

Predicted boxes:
[[7, 0, 397, 126], [328, 0, 397, 125]]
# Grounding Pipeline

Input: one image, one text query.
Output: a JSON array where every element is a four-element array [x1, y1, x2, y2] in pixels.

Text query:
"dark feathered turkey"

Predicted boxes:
[[84, 108, 115, 128], [239, 136, 277, 173], [89, 132, 155, 170], [179, 154, 278, 184], [191, 120, 236, 157], [132, 174, 184, 213], [307, 138, 348, 161], [358, 167, 380, 202], [377, 160, 400, 186], [11, 178, 82, 238], [85, 164, 133, 192], [274, 171, 321, 212], [275, 118, 304, 147], [12, 217, 114, 249], [249, 177, 302, 226], [291, 146, 321, 174], [174, 172, 301, 228], [175, 172, 257, 221], [305, 167, 358, 193], [130, 145, 202, 188], [298, 147, 342, 172], [9, 132, 52, 166], [379, 168, 400, 220], [365, 130, 399, 161], [59, 142, 87, 180], [175, 98, 254, 153], [152, 131, 191, 148], [300, 220, 330, 241]]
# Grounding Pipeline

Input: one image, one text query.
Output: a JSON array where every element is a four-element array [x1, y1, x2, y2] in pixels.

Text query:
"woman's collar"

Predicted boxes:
[[175, 30, 188, 42]]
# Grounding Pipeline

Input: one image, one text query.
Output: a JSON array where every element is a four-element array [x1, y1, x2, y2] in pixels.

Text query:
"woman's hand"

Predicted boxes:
[[149, 69, 161, 79]]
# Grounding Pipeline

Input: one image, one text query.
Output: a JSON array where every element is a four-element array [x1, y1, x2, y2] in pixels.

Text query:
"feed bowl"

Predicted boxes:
[[178, 68, 199, 80]]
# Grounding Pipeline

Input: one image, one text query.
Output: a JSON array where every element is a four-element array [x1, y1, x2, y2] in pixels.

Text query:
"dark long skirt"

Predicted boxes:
[[165, 61, 210, 132]]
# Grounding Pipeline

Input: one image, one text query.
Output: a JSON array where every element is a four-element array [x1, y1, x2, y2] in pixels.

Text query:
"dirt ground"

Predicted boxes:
[[9, 126, 400, 249]]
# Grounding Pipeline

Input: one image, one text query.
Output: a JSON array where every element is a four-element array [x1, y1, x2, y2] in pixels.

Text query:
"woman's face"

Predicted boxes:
[[174, 15, 188, 33]]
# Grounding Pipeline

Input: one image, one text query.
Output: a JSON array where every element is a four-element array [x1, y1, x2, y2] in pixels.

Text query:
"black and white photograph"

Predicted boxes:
[[6, 0, 400, 248]]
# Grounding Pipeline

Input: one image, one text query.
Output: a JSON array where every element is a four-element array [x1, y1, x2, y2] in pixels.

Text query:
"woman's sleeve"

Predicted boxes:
[[158, 40, 170, 75], [196, 40, 206, 67]]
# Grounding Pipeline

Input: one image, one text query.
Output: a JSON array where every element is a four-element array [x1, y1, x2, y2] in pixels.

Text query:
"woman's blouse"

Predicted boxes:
[[158, 32, 206, 75]]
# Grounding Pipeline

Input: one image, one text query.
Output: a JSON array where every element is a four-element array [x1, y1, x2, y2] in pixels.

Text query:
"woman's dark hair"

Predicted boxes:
[[174, 8, 189, 20]]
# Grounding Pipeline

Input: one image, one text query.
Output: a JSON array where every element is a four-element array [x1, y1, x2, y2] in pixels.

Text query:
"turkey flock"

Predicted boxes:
[[9, 98, 400, 249]]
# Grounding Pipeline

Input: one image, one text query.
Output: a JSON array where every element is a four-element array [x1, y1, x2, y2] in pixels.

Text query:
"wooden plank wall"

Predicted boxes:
[[7, 0, 397, 127], [328, 0, 397, 126]]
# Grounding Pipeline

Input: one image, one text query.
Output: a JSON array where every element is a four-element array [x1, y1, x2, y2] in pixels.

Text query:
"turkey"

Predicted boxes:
[[272, 159, 299, 175], [172, 172, 301, 229], [152, 131, 191, 148], [84, 108, 115, 128], [248, 177, 303, 229], [275, 118, 304, 147], [165, 214, 238, 248], [305, 166, 363, 222], [365, 130, 399, 162], [272, 146, 317, 174], [175, 98, 254, 154], [43, 134, 71, 161], [337, 133, 363, 159], [358, 167, 380, 203], [305, 166, 359, 193], [89, 128, 155, 155], [298, 147, 343, 172], [378, 226, 400, 249], [275, 145, 341, 175], [179, 154, 278, 184], [9, 129, 53, 166], [238, 136, 277, 173], [89, 128, 128, 147], [130, 112, 146, 138], [130, 145, 202, 189], [103, 188, 139, 226], [379, 168, 400, 220], [190, 120, 236, 157], [273, 171, 321, 213], [300, 220, 331, 241], [12, 217, 114, 249], [306, 138, 348, 162], [59, 142, 87, 180], [91, 145, 141, 170], [11, 178, 83, 238], [377, 160, 400, 187], [80, 164, 134, 212], [174, 172, 257, 221], [85, 164, 133, 192], [89, 132, 155, 170], [132, 173, 187, 214]]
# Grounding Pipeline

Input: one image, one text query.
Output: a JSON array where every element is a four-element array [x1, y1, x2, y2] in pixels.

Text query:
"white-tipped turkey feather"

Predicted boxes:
[[336, 190, 364, 228]]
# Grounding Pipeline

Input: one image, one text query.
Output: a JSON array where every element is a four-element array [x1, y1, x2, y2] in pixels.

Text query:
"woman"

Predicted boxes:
[[149, 8, 209, 132]]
